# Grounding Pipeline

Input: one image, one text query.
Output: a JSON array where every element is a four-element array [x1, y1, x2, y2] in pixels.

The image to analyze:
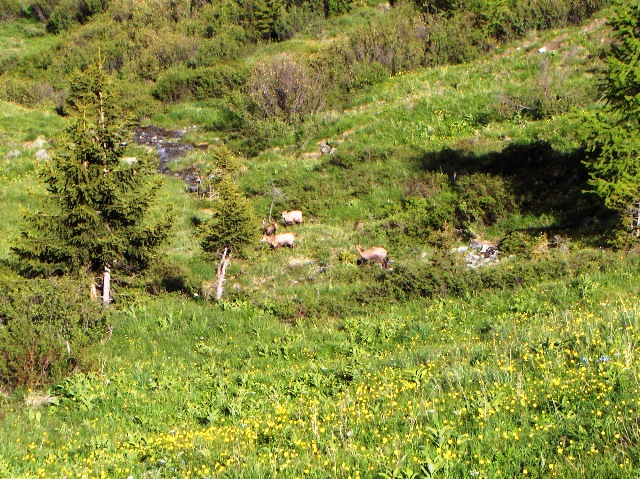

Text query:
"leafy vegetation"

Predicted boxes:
[[582, 0, 640, 244], [11, 61, 172, 298], [0, 274, 110, 390], [2, 0, 640, 478]]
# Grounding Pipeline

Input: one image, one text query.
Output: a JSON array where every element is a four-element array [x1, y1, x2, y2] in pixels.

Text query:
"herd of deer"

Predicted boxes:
[[260, 210, 389, 268]]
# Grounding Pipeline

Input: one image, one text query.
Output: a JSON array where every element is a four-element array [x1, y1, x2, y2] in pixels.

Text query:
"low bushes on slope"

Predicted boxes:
[[0, 275, 110, 391]]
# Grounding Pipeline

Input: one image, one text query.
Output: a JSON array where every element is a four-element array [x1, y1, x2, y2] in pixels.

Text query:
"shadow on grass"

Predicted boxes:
[[413, 140, 615, 242]]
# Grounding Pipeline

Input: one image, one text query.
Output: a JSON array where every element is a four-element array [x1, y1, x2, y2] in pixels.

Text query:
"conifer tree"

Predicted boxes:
[[582, 1, 640, 243], [199, 144, 256, 301], [12, 59, 172, 303]]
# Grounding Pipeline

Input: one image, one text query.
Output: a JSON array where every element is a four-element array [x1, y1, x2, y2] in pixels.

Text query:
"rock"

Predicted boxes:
[[22, 137, 48, 149], [319, 142, 331, 154], [4, 150, 20, 159], [35, 149, 49, 161], [122, 156, 137, 165]]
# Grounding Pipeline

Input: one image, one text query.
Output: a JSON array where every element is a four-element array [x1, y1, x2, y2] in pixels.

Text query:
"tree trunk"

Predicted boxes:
[[90, 280, 98, 301], [215, 248, 232, 302], [102, 266, 111, 306]]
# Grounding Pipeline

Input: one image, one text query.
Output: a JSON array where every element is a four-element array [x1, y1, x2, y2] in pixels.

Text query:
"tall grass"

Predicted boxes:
[[2, 6, 638, 479], [2, 256, 639, 478]]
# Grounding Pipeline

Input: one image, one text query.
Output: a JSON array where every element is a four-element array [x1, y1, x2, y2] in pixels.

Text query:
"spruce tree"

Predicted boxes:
[[582, 1, 640, 243], [12, 60, 172, 303], [199, 144, 256, 301]]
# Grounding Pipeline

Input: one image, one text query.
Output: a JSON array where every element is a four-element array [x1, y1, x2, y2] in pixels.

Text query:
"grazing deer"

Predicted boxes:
[[261, 218, 278, 236], [261, 233, 296, 249], [281, 210, 304, 226], [354, 244, 388, 268]]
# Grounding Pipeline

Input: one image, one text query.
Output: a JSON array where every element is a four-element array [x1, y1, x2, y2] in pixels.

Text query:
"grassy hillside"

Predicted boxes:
[[2, 1, 640, 478]]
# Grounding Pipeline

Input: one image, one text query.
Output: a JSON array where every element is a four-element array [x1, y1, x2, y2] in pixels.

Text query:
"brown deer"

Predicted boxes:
[[354, 244, 388, 268], [281, 210, 304, 226], [261, 233, 296, 249], [261, 218, 278, 236]]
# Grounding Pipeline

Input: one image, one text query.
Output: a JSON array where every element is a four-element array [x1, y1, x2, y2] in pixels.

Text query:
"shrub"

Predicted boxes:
[[0, 276, 110, 391], [46, 0, 109, 33], [386, 191, 458, 247], [46, 0, 76, 33], [0, 0, 23, 20], [324, 0, 351, 17], [153, 65, 247, 103], [357, 255, 474, 302], [248, 55, 324, 123], [195, 27, 249, 64], [348, 60, 388, 90], [455, 173, 518, 228], [498, 230, 536, 256], [0, 75, 63, 108], [358, 250, 621, 304], [26, 0, 60, 22], [414, 0, 608, 41], [329, 143, 392, 169], [422, 11, 491, 65], [329, 8, 424, 76], [145, 258, 198, 296]]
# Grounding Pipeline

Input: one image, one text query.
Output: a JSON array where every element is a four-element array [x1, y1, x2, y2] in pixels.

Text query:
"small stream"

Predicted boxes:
[[134, 125, 194, 172], [134, 125, 204, 190]]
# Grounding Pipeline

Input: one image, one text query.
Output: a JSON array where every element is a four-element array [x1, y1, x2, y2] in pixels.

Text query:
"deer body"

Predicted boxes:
[[354, 244, 388, 268], [261, 233, 295, 248], [282, 210, 304, 226], [261, 218, 278, 236]]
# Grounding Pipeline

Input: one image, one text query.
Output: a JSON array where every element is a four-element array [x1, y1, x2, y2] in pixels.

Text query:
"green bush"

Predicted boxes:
[[455, 173, 518, 228], [422, 11, 491, 65], [0, 276, 110, 391], [195, 27, 249, 64], [498, 230, 536, 255], [386, 191, 458, 247], [45, 0, 75, 33], [145, 258, 199, 296], [25, 0, 60, 22], [153, 65, 247, 103], [0, 0, 23, 20], [358, 255, 474, 302], [46, 0, 108, 33], [324, 0, 351, 17], [415, 0, 608, 41], [359, 251, 622, 304], [0, 75, 63, 108]]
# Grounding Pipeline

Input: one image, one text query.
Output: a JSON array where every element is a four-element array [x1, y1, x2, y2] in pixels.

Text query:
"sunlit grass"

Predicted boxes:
[[3, 261, 640, 478], [1, 11, 636, 479], [0, 19, 56, 61]]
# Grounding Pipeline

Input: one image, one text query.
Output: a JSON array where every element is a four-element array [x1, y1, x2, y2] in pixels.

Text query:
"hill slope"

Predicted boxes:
[[3, 3, 640, 479]]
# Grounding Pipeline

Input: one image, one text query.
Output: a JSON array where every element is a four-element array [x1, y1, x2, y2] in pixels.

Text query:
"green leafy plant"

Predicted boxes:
[[12, 59, 172, 304], [582, 1, 640, 245], [0, 276, 110, 390], [199, 143, 257, 301]]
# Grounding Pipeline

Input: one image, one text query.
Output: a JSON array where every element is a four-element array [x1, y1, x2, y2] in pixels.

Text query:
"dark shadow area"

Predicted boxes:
[[413, 140, 615, 241]]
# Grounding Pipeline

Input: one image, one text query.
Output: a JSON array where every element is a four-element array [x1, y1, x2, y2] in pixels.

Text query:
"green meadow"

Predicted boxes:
[[2, 1, 640, 478]]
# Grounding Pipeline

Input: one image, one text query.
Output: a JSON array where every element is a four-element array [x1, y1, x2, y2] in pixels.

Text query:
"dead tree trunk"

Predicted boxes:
[[215, 248, 231, 302], [102, 266, 111, 306], [90, 280, 98, 300]]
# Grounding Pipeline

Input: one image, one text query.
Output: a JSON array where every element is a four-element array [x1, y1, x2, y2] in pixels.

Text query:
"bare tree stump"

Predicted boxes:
[[215, 248, 231, 302], [102, 266, 111, 306]]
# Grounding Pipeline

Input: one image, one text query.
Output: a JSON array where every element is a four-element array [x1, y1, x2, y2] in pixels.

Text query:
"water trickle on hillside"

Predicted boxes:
[[134, 125, 211, 192], [134, 125, 195, 173]]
